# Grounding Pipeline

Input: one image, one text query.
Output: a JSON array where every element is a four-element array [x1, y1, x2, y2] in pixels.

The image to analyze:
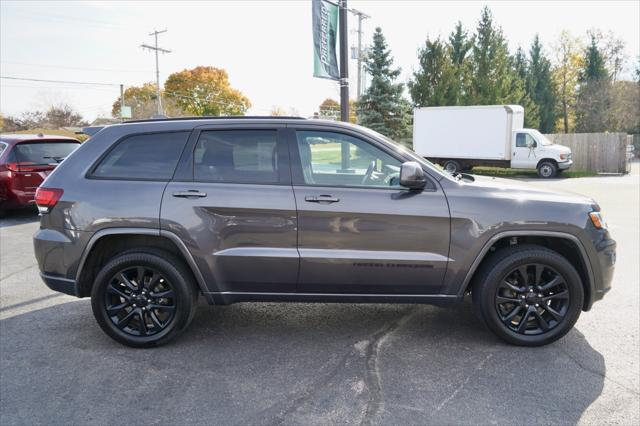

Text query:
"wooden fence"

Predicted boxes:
[[543, 132, 630, 173]]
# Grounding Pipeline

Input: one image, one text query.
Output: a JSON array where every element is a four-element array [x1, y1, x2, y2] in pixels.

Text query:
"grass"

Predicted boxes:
[[471, 167, 598, 178]]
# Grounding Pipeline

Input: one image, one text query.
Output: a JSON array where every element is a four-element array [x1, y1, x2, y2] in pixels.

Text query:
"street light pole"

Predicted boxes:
[[351, 9, 369, 101], [339, 0, 349, 122]]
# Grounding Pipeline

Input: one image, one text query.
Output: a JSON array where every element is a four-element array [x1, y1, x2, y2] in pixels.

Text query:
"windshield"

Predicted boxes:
[[530, 129, 553, 146], [13, 141, 79, 165], [355, 125, 447, 179]]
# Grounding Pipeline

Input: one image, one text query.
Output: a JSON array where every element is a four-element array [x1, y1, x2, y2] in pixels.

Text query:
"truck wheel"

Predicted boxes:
[[443, 160, 461, 174], [91, 250, 198, 348], [472, 245, 583, 346], [537, 161, 557, 178]]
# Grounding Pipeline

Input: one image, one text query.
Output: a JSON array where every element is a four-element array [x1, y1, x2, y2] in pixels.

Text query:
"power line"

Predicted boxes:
[[1, 61, 152, 73], [0, 76, 119, 87]]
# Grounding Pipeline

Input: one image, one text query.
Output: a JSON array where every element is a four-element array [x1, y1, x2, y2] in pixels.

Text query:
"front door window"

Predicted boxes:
[[296, 131, 402, 188]]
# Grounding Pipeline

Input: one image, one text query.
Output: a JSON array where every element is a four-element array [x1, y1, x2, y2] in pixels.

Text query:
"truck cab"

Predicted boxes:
[[512, 129, 573, 177]]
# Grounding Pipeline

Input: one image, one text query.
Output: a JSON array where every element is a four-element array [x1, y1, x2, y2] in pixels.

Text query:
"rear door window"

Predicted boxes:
[[194, 130, 285, 184], [13, 141, 79, 165], [92, 132, 190, 180]]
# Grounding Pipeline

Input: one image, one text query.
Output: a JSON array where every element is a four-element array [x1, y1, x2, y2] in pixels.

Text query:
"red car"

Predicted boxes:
[[0, 134, 80, 215]]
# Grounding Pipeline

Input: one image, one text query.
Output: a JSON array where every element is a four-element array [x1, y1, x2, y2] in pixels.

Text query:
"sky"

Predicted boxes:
[[1, 0, 639, 122]]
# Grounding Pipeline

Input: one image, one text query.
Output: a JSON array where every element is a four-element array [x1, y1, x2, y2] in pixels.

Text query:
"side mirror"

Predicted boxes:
[[399, 161, 426, 189], [527, 140, 537, 148]]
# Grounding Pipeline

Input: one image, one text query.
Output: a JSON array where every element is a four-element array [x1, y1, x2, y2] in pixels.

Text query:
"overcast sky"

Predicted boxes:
[[1, 0, 638, 122]]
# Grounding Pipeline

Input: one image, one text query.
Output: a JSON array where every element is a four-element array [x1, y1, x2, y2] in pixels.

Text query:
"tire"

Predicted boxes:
[[537, 161, 557, 178], [443, 160, 461, 175], [472, 245, 584, 346], [91, 250, 198, 348]]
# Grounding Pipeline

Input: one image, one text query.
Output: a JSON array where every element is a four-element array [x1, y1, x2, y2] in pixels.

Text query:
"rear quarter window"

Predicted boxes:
[[92, 132, 190, 180]]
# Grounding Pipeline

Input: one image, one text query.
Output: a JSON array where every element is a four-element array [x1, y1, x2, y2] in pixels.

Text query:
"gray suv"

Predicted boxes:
[[33, 117, 616, 347]]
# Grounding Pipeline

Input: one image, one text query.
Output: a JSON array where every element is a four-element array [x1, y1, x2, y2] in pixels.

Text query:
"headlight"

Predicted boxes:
[[589, 211, 607, 230], [560, 154, 567, 160]]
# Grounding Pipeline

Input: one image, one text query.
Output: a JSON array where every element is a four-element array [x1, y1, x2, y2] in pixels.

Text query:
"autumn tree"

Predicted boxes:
[[551, 31, 583, 133], [359, 27, 412, 140], [164, 66, 251, 116], [112, 82, 184, 119]]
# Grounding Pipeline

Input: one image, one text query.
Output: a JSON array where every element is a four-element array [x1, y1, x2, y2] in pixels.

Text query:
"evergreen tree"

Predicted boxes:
[[510, 48, 540, 128], [359, 27, 412, 141], [527, 35, 557, 132], [408, 37, 455, 107], [447, 21, 473, 104], [581, 34, 609, 82], [576, 35, 611, 132]]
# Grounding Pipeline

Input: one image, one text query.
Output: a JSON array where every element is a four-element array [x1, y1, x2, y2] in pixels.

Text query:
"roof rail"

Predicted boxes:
[[124, 116, 307, 124]]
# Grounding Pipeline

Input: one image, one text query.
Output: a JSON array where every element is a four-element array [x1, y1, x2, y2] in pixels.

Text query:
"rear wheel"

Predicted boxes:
[[91, 250, 197, 348], [443, 160, 461, 175], [472, 245, 583, 346], [537, 161, 557, 178]]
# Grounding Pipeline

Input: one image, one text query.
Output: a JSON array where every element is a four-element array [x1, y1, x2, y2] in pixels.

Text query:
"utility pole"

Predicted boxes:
[[338, 0, 349, 122], [120, 84, 125, 122], [351, 9, 369, 101], [141, 29, 170, 117]]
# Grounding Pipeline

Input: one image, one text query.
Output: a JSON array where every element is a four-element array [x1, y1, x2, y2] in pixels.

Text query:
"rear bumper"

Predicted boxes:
[[41, 273, 78, 297], [558, 160, 573, 170]]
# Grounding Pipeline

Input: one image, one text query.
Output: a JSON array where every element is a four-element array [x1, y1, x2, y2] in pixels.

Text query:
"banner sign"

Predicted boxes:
[[312, 0, 339, 80]]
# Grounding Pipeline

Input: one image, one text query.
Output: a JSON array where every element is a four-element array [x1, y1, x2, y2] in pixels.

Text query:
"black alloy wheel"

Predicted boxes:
[[104, 266, 176, 337], [494, 263, 570, 335], [91, 250, 197, 347], [472, 245, 584, 346]]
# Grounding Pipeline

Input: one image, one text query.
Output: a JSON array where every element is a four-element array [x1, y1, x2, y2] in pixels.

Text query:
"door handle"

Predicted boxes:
[[172, 190, 207, 198], [305, 195, 340, 203]]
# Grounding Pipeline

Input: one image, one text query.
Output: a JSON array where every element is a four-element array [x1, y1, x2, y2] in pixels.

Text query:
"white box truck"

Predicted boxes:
[[413, 105, 573, 178]]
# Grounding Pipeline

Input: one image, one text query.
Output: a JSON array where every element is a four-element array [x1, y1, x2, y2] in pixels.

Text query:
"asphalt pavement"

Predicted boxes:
[[1, 163, 638, 425]]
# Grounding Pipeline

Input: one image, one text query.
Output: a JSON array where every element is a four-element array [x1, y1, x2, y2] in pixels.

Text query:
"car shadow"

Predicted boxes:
[[0, 299, 604, 425], [0, 208, 39, 228]]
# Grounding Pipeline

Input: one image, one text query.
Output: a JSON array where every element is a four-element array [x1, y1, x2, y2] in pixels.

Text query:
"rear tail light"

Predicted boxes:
[[35, 187, 64, 213]]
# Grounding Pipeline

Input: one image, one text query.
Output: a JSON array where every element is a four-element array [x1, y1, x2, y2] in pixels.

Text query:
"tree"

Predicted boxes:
[[448, 21, 473, 104], [576, 35, 611, 132], [527, 35, 556, 132], [358, 27, 412, 141], [317, 98, 357, 123], [269, 106, 287, 116], [164, 66, 251, 116], [581, 34, 609, 82], [467, 7, 513, 104], [511, 48, 540, 129], [112, 82, 184, 119], [609, 81, 640, 134], [318, 98, 340, 119], [408, 37, 455, 107], [551, 31, 583, 133], [44, 104, 88, 128]]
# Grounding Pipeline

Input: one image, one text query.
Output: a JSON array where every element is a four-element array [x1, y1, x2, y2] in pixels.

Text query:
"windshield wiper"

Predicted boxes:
[[43, 156, 66, 163]]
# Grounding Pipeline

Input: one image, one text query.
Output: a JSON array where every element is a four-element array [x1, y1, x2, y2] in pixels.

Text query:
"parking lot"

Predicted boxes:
[[1, 165, 638, 425]]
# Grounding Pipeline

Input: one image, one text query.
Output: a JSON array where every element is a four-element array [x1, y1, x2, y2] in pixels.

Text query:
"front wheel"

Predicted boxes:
[[472, 245, 584, 346], [537, 161, 557, 178], [91, 250, 197, 348]]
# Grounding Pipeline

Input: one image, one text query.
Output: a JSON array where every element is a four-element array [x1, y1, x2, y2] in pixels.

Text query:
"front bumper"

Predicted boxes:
[[558, 159, 573, 170], [589, 237, 616, 307]]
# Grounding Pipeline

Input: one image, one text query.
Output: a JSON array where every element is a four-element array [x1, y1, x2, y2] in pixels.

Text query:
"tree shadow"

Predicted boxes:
[[0, 299, 604, 425]]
